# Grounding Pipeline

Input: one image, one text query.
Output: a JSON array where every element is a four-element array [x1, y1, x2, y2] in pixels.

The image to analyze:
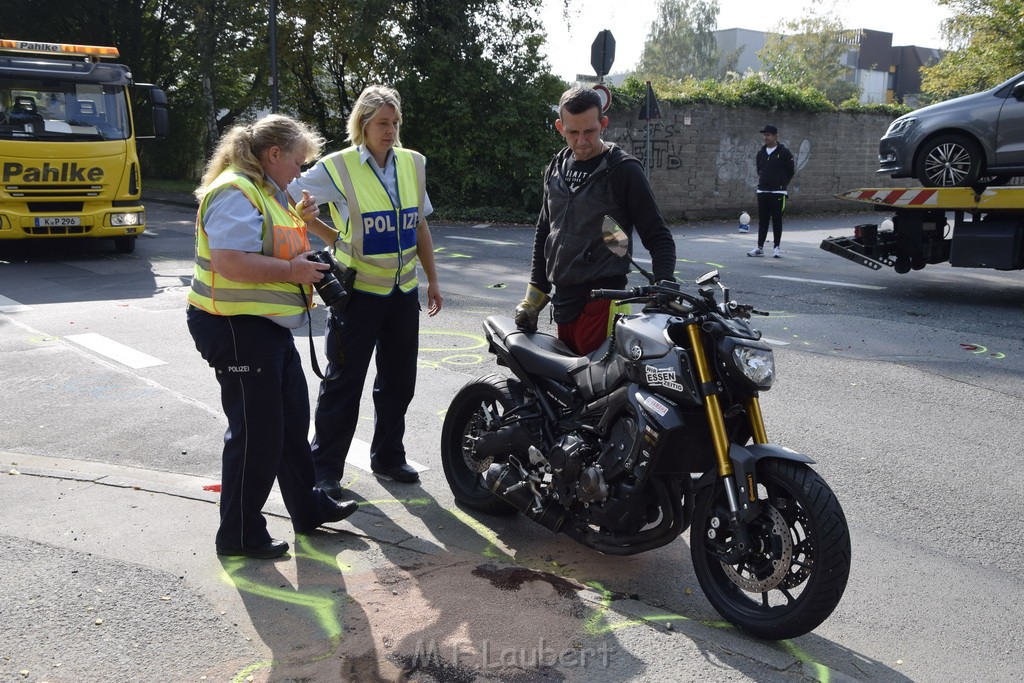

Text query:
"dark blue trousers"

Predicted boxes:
[[311, 288, 420, 481], [756, 192, 786, 248], [187, 307, 339, 549]]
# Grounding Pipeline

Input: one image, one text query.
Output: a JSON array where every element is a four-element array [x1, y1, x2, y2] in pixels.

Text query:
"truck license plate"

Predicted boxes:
[[34, 216, 82, 227]]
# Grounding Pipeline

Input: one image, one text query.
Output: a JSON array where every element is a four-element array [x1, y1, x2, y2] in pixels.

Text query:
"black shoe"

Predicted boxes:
[[322, 500, 359, 525], [371, 462, 420, 483], [216, 539, 289, 559], [316, 479, 344, 501]]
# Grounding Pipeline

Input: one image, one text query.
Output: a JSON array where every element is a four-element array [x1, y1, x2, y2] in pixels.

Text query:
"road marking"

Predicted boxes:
[[0, 294, 31, 313], [447, 235, 518, 246], [761, 337, 789, 346], [306, 426, 427, 475], [761, 275, 886, 290], [66, 333, 167, 369]]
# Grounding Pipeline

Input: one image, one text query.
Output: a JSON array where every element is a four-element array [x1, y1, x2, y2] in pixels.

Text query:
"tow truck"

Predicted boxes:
[[0, 39, 168, 253], [820, 186, 1024, 273]]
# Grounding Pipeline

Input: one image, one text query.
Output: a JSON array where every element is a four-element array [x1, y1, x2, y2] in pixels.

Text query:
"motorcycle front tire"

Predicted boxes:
[[690, 458, 851, 640]]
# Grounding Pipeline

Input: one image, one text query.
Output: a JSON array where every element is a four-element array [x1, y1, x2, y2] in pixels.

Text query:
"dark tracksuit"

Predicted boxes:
[[755, 142, 796, 249]]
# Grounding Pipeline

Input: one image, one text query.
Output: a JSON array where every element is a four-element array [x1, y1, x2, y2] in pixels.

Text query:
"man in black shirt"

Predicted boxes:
[[515, 86, 676, 355], [749, 124, 795, 258]]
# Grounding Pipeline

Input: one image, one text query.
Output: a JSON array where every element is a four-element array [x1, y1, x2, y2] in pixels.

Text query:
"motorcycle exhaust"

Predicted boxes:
[[473, 423, 533, 463], [484, 463, 569, 533]]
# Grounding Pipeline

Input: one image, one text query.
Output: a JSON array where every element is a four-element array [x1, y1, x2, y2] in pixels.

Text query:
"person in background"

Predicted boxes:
[[748, 124, 795, 258], [186, 113, 358, 560], [516, 85, 676, 356], [290, 85, 442, 498]]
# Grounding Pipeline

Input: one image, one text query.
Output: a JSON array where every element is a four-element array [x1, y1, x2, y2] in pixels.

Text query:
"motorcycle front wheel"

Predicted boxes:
[[440, 373, 521, 515], [690, 458, 851, 640]]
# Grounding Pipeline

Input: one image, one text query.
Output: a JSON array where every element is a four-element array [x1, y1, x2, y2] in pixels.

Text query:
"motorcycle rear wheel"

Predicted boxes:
[[690, 458, 851, 640], [440, 373, 521, 515]]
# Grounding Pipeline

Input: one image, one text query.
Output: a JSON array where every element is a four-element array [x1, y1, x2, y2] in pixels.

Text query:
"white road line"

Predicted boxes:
[[66, 333, 167, 369], [761, 337, 790, 346], [761, 275, 886, 290], [447, 235, 518, 246], [0, 294, 31, 313], [306, 425, 427, 475]]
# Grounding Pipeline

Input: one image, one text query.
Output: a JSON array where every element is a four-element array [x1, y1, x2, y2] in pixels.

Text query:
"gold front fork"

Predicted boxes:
[[746, 396, 768, 444], [684, 323, 733, 477]]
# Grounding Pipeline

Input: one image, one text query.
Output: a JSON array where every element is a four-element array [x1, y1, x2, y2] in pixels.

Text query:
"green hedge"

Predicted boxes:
[[615, 75, 911, 118]]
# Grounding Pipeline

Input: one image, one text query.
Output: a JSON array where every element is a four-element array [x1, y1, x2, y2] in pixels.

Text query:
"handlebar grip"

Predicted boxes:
[[591, 288, 634, 300]]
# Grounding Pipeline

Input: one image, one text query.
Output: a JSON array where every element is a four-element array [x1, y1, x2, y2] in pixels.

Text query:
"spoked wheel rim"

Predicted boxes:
[[923, 142, 975, 186]]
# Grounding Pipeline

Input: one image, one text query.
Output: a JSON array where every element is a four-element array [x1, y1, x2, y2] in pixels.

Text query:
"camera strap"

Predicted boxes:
[[299, 286, 342, 382]]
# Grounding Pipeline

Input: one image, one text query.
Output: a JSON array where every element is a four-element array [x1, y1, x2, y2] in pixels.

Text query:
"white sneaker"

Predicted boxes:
[[747, 247, 764, 257], [773, 246, 781, 258], [738, 225, 749, 233]]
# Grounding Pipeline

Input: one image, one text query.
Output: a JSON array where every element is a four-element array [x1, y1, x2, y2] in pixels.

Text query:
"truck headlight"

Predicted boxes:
[[110, 211, 143, 226]]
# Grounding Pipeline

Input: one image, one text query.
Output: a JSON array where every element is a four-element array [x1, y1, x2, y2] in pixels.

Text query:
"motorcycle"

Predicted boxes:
[[440, 218, 851, 640]]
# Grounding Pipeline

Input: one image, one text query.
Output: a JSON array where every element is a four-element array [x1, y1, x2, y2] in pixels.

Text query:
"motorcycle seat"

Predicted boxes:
[[484, 316, 587, 381]]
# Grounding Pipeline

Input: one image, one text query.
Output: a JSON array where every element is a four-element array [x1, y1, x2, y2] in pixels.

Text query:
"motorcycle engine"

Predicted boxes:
[[547, 432, 608, 504]]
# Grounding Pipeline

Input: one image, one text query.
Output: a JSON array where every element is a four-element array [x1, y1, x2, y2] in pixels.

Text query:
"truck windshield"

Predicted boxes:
[[0, 79, 129, 141]]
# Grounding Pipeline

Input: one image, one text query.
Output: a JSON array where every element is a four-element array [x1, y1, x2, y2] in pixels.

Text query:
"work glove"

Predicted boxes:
[[514, 283, 550, 332]]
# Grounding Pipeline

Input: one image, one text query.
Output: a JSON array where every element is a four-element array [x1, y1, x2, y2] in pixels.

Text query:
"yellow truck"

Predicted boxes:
[[0, 39, 168, 253], [821, 186, 1024, 273]]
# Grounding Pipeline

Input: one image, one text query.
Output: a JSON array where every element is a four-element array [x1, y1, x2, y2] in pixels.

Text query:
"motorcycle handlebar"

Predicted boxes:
[[591, 288, 637, 300]]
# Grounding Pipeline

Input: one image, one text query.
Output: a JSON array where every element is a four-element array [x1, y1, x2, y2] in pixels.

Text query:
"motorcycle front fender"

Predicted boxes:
[[729, 443, 816, 522]]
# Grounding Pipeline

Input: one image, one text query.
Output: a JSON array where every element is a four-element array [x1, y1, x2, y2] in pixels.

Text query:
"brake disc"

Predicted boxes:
[[720, 505, 794, 592]]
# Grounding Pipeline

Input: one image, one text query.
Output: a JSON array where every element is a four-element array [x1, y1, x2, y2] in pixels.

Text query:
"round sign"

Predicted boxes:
[[593, 84, 611, 113]]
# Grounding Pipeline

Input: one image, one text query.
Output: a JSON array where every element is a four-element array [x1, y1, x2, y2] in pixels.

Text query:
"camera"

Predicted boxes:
[[307, 248, 356, 315]]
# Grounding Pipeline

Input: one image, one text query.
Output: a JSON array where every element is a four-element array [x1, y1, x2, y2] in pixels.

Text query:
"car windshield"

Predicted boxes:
[[0, 78, 129, 141]]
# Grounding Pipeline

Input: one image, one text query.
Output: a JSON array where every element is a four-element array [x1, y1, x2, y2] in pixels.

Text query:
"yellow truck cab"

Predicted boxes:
[[0, 39, 168, 253]]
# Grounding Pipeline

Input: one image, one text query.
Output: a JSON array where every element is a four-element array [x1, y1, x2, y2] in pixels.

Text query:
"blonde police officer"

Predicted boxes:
[[290, 85, 442, 497], [187, 114, 358, 559]]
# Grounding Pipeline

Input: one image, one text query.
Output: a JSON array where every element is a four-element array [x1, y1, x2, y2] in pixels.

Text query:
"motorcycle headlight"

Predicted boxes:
[[733, 345, 774, 389], [719, 337, 775, 391]]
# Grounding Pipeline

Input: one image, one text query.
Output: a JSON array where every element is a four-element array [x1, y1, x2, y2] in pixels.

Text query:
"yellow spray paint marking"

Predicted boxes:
[[221, 547, 349, 683], [781, 640, 832, 682], [446, 506, 516, 562], [418, 329, 487, 352], [418, 330, 488, 369]]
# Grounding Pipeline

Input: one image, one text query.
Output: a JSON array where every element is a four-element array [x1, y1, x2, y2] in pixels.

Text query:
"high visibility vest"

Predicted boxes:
[[187, 169, 312, 317], [320, 146, 425, 295]]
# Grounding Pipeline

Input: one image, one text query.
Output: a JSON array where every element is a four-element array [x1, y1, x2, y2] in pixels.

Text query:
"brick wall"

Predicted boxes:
[[605, 103, 899, 220]]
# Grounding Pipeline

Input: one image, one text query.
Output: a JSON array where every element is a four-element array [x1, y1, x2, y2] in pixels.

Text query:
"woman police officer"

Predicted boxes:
[[186, 114, 357, 560]]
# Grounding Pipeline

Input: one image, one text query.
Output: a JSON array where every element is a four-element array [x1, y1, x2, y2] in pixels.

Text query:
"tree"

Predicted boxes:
[[757, 10, 860, 105], [920, 0, 1024, 100], [395, 0, 565, 213], [636, 0, 721, 81]]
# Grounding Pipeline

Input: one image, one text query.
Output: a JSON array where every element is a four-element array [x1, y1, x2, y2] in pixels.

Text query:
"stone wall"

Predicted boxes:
[[605, 103, 899, 220]]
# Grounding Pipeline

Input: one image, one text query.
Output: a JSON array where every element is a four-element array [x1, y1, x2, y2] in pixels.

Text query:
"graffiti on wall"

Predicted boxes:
[[716, 134, 813, 195]]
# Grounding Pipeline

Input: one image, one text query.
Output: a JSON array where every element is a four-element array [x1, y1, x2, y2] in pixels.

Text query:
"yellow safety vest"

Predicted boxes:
[[321, 146, 426, 295], [187, 169, 312, 317]]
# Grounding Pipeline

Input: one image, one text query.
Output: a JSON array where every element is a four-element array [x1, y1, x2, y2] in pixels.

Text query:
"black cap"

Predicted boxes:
[[759, 125, 778, 134]]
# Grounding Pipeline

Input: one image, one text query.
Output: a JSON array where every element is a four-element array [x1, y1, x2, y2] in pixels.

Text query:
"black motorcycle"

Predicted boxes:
[[440, 221, 851, 640]]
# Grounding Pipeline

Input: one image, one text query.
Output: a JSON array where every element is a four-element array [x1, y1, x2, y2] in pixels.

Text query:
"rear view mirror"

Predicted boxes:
[[601, 215, 629, 257]]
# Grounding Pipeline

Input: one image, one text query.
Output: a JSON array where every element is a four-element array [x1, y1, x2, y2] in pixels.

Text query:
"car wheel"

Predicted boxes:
[[914, 134, 983, 187]]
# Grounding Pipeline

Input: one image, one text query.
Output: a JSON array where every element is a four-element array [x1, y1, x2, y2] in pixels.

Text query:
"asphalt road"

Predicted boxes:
[[1, 200, 1022, 681]]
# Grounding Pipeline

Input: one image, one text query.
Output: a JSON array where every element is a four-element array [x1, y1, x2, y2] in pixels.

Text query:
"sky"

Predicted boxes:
[[539, 0, 955, 82]]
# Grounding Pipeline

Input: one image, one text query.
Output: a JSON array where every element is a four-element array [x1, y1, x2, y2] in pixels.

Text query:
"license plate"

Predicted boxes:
[[34, 216, 81, 227]]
